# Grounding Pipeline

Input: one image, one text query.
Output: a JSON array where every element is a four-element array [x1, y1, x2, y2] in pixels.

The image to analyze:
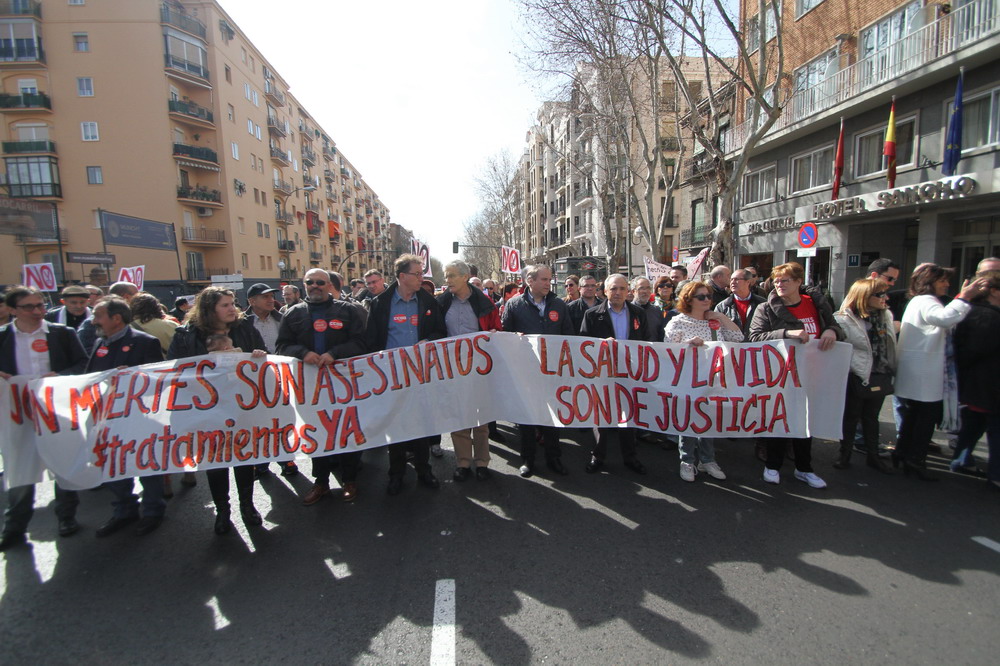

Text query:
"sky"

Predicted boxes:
[[222, 0, 545, 264]]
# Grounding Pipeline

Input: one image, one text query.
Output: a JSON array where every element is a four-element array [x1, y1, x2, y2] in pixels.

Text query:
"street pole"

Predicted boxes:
[[97, 208, 112, 284], [52, 203, 67, 286]]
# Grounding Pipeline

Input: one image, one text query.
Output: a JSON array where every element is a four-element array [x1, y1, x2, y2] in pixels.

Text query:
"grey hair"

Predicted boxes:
[[444, 260, 471, 277], [604, 273, 628, 289], [630, 275, 651, 290], [524, 264, 550, 281]]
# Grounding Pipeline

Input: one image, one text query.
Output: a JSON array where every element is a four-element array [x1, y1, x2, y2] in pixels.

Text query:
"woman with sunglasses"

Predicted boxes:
[[664, 282, 744, 482], [833, 278, 897, 473], [749, 262, 843, 488], [563, 275, 581, 302], [653, 276, 677, 317]]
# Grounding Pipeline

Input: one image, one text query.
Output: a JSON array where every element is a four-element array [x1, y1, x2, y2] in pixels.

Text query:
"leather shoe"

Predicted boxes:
[[585, 456, 603, 474], [0, 532, 26, 551], [519, 463, 534, 478], [134, 516, 163, 536], [214, 508, 232, 535], [387, 476, 403, 496], [58, 518, 80, 537], [418, 471, 440, 489], [624, 458, 647, 475], [96, 515, 137, 538], [546, 458, 569, 476], [475, 467, 492, 481], [453, 467, 472, 482], [341, 482, 358, 502], [240, 505, 263, 527], [302, 482, 330, 506]]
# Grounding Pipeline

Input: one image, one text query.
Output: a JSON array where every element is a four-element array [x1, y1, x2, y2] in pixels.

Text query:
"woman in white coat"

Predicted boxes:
[[894, 263, 988, 480]]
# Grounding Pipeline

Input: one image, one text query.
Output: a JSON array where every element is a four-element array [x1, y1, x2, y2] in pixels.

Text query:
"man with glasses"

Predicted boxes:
[[715, 269, 764, 338], [0, 286, 87, 551], [277, 269, 368, 504], [366, 255, 447, 495], [864, 258, 904, 457], [567, 274, 603, 334]]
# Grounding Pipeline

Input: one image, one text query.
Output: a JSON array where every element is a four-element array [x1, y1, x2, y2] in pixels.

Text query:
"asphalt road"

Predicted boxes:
[[1, 422, 998, 665]]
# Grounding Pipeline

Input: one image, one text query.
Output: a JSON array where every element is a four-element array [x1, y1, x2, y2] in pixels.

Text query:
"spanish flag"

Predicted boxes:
[[884, 99, 897, 188]]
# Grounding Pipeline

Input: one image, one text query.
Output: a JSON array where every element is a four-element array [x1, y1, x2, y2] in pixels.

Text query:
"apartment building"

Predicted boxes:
[[730, 0, 1000, 300], [0, 0, 394, 300]]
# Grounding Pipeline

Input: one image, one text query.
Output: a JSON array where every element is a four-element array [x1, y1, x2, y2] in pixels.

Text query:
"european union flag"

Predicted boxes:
[[942, 71, 963, 176]]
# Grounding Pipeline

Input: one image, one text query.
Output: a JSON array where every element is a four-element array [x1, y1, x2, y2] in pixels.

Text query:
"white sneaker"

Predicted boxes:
[[697, 462, 726, 480], [679, 462, 696, 482], [763, 468, 780, 484], [794, 470, 827, 489]]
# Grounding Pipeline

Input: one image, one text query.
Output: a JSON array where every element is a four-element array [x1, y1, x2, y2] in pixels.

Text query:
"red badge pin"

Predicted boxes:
[[633, 319, 639, 330], [122, 345, 131, 352], [425, 310, 431, 316], [329, 319, 343, 330], [31, 339, 48, 353], [410, 314, 419, 326], [96, 346, 109, 357], [548, 311, 559, 322], [708, 320, 721, 331], [313, 319, 328, 333], [392, 314, 407, 324]]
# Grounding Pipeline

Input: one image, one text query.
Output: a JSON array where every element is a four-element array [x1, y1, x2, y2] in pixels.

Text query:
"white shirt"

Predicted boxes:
[[252, 311, 281, 353], [13, 319, 52, 378]]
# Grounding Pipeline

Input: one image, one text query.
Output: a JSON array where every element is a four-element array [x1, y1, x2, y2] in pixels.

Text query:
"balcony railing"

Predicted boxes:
[[0, 92, 50, 110], [273, 178, 292, 195], [275, 210, 293, 224], [187, 266, 229, 281], [164, 53, 208, 81], [729, 0, 1000, 151], [173, 143, 218, 164], [301, 146, 317, 165], [0, 0, 41, 18], [168, 99, 213, 124], [4, 182, 60, 197], [160, 4, 207, 39], [264, 80, 286, 106], [324, 188, 337, 201], [305, 201, 320, 213], [280, 268, 298, 280], [270, 146, 290, 165], [322, 146, 336, 160], [181, 227, 226, 243], [310, 251, 323, 261], [177, 185, 222, 203], [3, 140, 55, 153], [324, 169, 336, 182], [267, 115, 287, 136], [277, 239, 296, 251], [680, 224, 713, 247]]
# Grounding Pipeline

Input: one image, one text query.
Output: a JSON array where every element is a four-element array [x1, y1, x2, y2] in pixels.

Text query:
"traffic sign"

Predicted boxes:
[[798, 222, 818, 249]]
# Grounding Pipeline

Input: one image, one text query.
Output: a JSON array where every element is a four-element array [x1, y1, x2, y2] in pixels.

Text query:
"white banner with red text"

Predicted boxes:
[[0, 334, 851, 490]]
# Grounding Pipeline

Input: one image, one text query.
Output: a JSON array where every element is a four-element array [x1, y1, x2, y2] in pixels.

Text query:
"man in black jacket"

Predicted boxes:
[[714, 269, 763, 339], [0, 286, 87, 551], [501, 264, 573, 478], [579, 274, 648, 475], [44, 284, 91, 330], [86, 297, 167, 537], [277, 268, 368, 504], [366, 254, 446, 495], [566, 275, 603, 334]]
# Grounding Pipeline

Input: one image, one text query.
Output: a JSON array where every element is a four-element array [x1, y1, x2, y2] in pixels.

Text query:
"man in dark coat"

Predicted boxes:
[[566, 274, 603, 334]]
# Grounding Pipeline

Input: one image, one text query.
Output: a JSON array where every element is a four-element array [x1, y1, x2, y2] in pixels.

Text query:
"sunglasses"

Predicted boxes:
[[692, 294, 712, 301], [879, 274, 897, 283], [304, 280, 327, 286], [873, 292, 889, 298]]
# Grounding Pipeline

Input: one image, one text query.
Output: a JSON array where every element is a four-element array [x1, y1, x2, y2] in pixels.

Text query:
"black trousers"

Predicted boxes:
[[896, 398, 943, 465], [516, 425, 562, 465], [311, 452, 361, 485], [763, 437, 813, 473], [593, 428, 638, 463], [207, 465, 255, 509], [388, 437, 432, 477], [840, 387, 887, 459]]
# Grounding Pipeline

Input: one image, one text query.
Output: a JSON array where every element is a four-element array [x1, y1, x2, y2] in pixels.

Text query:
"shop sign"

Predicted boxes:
[[796, 174, 983, 223]]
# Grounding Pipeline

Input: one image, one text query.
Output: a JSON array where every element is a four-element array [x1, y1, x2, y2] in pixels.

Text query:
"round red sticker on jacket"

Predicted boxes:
[[313, 319, 328, 332], [425, 310, 432, 316], [708, 319, 721, 330], [548, 311, 559, 322], [392, 314, 407, 324], [122, 345, 131, 352], [410, 314, 419, 326], [633, 319, 639, 330], [329, 319, 343, 330], [96, 346, 109, 357], [31, 339, 48, 353]]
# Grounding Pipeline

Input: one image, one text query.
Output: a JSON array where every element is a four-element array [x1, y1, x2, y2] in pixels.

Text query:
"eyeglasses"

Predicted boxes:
[[304, 280, 327, 286], [16, 303, 47, 311], [873, 292, 889, 298], [879, 274, 897, 283], [773, 278, 795, 285], [692, 294, 712, 301], [402, 271, 423, 278]]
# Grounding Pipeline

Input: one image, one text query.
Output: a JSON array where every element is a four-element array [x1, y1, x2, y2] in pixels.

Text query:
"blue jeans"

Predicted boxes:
[[950, 407, 1000, 480], [105, 476, 166, 519], [679, 436, 716, 465], [2, 482, 79, 536]]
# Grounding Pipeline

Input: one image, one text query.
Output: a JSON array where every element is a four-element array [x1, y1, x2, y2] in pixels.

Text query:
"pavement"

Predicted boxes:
[[1, 418, 998, 665]]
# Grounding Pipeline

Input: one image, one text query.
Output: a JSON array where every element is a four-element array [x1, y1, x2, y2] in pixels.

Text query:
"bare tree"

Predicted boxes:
[[462, 151, 520, 280]]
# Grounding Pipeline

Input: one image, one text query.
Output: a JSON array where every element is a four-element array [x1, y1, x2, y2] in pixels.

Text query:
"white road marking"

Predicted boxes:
[[205, 596, 231, 630], [430, 579, 456, 666], [32, 539, 57, 583], [972, 536, 1000, 555], [324, 557, 351, 580]]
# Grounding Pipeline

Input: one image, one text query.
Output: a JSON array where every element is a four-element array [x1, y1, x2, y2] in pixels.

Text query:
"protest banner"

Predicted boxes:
[[501, 246, 522, 275], [643, 256, 672, 281], [411, 239, 433, 277], [117, 265, 145, 291], [1, 334, 850, 490], [21, 263, 58, 292]]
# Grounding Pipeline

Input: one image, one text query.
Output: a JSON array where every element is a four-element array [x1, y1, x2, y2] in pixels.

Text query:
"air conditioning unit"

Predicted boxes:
[[196, 207, 214, 217]]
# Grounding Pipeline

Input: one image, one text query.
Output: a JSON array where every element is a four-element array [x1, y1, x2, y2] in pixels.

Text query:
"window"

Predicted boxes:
[[86, 166, 102, 184], [3, 156, 61, 197], [164, 29, 208, 79], [231, 141, 239, 159], [267, 256, 272, 270], [244, 82, 252, 101], [254, 124, 261, 140], [241, 47, 247, 64], [249, 153, 257, 171], [790, 145, 834, 193], [743, 165, 776, 205], [747, 1, 781, 53], [227, 104, 235, 122], [73, 33, 89, 52], [252, 90, 259, 106], [264, 223, 270, 238], [80, 122, 99, 141], [247, 118, 254, 135], [249, 55, 255, 72], [241, 253, 249, 269], [260, 255, 266, 270], [854, 117, 916, 177], [793, 49, 838, 116], [69, 0, 86, 5], [224, 65, 232, 83], [797, 0, 825, 16], [258, 157, 264, 171], [17, 79, 37, 94], [238, 217, 246, 235], [76, 77, 93, 97], [859, 1, 922, 89], [948, 86, 1000, 151]]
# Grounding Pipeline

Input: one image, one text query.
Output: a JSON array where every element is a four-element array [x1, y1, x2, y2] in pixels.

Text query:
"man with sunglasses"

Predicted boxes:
[[867, 258, 902, 330], [366, 254, 447, 495], [0, 286, 88, 551], [276, 269, 368, 505]]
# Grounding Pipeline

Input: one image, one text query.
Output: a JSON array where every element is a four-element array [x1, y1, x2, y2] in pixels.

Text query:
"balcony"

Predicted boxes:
[[680, 224, 713, 248], [729, 0, 1000, 152], [345, 240, 355, 251], [160, 4, 207, 40], [280, 268, 298, 280], [4, 182, 60, 198], [0, 92, 50, 112], [177, 184, 223, 206], [275, 210, 293, 224], [264, 80, 285, 107], [267, 115, 287, 137], [324, 188, 337, 201], [310, 251, 323, 262], [306, 225, 321, 238], [168, 98, 214, 126], [301, 146, 316, 166], [305, 201, 320, 213], [3, 139, 55, 154], [277, 239, 296, 252], [322, 146, 336, 160], [270, 146, 290, 166], [187, 266, 229, 282], [164, 53, 208, 82], [173, 143, 218, 166], [272, 178, 292, 195], [324, 169, 336, 182], [299, 120, 314, 137], [181, 227, 227, 244]]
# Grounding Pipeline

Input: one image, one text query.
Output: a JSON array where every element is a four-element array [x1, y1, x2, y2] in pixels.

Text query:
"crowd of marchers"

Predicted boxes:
[[1, 252, 998, 552]]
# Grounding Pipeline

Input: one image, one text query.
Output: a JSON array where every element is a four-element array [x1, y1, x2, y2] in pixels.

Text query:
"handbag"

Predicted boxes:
[[848, 372, 894, 398]]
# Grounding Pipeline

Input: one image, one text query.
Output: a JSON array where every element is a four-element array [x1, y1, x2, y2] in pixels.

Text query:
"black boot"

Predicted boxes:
[[866, 451, 892, 474], [214, 505, 232, 535], [832, 444, 851, 470]]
